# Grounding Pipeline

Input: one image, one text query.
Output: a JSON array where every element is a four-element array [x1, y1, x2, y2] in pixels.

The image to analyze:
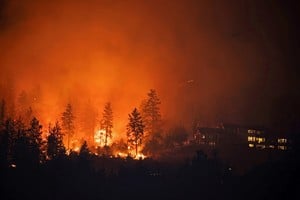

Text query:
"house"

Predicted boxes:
[[194, 123, 291, 151]]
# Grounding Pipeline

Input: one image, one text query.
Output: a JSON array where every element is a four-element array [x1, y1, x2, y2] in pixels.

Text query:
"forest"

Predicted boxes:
[[0, 89, 299, 200]]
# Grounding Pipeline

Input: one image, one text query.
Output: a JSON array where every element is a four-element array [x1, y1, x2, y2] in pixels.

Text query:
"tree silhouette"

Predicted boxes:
[[78, 140, 91, 171], [1, 117, 44, 169], [100, 102, 113, 147], [10, 118, 33, 169], [27, 117, 44, 164], [61, 103, 75, 150], [3, 118, 16, 166], [47, 122, 66, 160], [141, 89, 162, 138], [127, 108, 144, 157], [79, 140, 90, 157]]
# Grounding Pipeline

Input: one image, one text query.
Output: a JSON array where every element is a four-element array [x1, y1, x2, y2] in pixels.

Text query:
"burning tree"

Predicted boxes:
[[61, 103, 75, 150], [141, 89, 162, 156], [127, 108, 144, 157], [141, 89, 162, 137], [100, 102, 113, 147], [47, 122, 66, 160]]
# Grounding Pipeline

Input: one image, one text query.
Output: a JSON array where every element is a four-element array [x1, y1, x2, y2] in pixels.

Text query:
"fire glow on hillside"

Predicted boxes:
[[0, 0, 298, 164]]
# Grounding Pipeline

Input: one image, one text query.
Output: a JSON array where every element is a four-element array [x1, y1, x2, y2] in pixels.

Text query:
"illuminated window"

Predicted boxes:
[[248, 136, 256, 142], [248, 129, 256, 134], [278, 145, 287, 150], [248, 144, 254, 148], [256, 137, 265, 143], [278, 138, 287, 144], [269, 145, 275, 149]]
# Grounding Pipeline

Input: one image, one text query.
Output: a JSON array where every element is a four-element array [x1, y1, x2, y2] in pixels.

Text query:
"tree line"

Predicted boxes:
[[0, 89, 190, 170]]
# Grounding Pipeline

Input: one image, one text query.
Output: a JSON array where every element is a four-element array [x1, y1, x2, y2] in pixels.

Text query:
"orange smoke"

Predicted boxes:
[[0, 0, 293, 139]]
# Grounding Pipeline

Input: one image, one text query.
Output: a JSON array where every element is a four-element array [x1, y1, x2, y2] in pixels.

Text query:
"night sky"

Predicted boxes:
[[0, 0, 299, 132]]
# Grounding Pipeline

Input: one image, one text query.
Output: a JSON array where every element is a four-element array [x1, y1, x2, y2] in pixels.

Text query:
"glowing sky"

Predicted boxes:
[[0, 0, 299, 134]]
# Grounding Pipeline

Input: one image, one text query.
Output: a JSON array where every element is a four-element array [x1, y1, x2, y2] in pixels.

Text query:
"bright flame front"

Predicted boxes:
[[94, 129, 112, 147]]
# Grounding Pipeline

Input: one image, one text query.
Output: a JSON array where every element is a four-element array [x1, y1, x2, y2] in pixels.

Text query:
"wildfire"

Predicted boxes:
[[73, 146, 80, 152], [115, 152, 127, 158], [126, 145, 147, 160], [94, 129, 112, 147], [55, 128, 149, 160], [115, 151, 147, 160], [135, 153, 146, 160], [94, 129, 104, 145]]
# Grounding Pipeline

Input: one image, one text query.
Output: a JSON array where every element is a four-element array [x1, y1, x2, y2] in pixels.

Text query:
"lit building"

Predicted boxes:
[[246, 126, 267, 149], [193, 123, 291, 151]]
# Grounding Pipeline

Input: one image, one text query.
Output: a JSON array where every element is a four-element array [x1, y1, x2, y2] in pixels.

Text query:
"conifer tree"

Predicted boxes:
[[27, 117, 45, 164], [47, 122, 66, 160], [127, 108, 144, 157], [100, 102, 113, 147], [141, 89, 162, 137], [61, 103, 75, 150]]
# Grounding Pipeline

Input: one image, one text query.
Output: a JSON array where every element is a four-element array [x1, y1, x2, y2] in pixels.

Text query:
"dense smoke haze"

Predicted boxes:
[[0, 0, 299, 135]]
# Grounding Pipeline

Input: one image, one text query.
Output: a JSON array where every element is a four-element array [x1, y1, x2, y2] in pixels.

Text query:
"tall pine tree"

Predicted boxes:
[[100, 102, 113, 147], [127, 108, 144, 157], [27, 117, 44, 164], [61, 103, 75, 150], [141, 89, 162, 137]]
